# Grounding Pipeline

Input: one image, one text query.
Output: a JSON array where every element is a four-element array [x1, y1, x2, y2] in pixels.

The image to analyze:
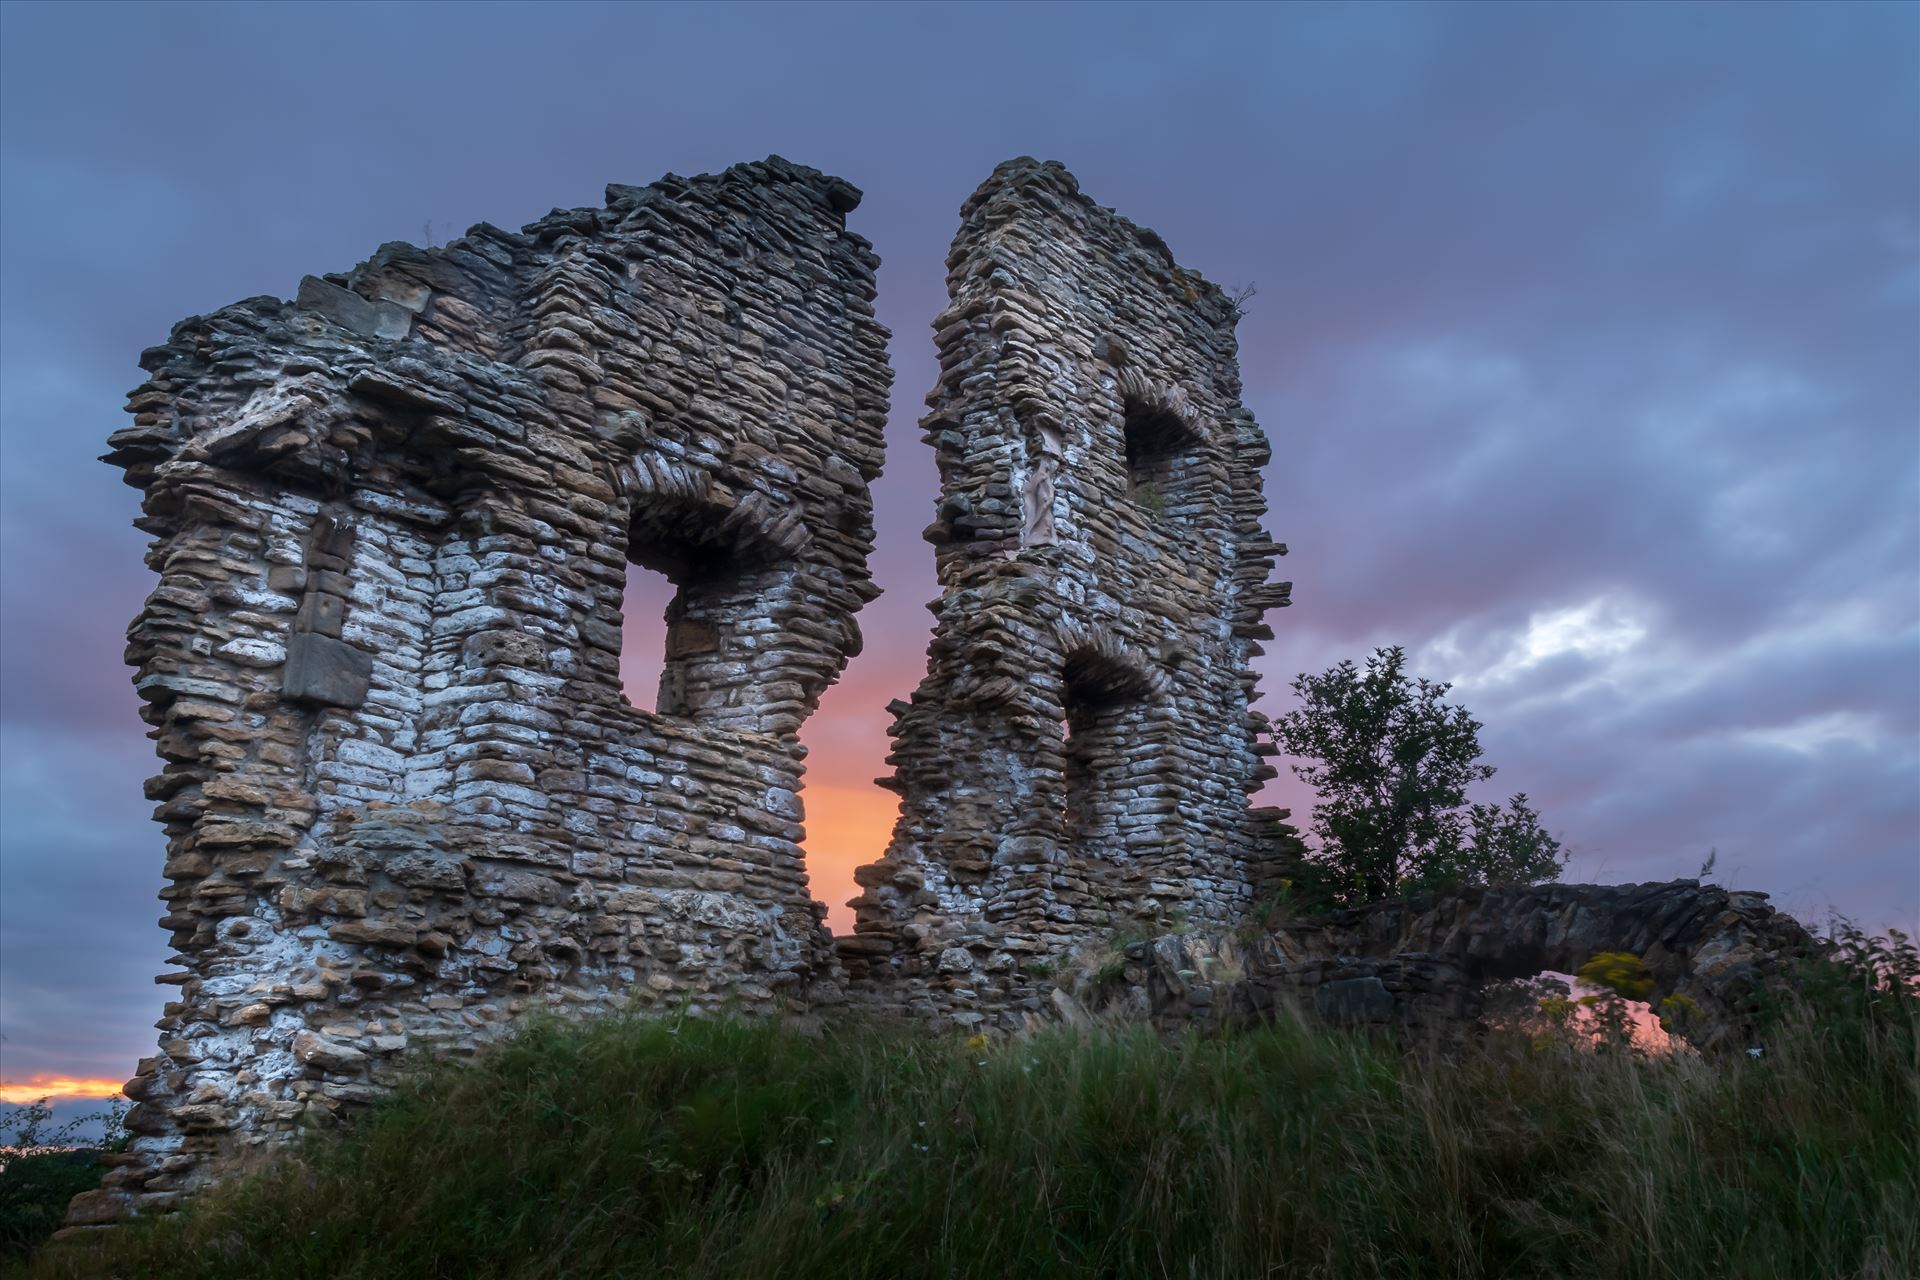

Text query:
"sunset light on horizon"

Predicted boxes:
[[0, 1077, 126, 1107]]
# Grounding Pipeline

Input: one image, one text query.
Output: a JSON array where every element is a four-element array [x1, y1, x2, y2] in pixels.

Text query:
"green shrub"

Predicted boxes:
[[1, 1151, 104, 1260], [2, 1096, 128, 1260]]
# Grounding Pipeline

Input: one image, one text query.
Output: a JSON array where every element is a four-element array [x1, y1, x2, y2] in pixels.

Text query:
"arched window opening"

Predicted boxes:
[[1121, 396, 1203, 518], [1062, 680, 1124, 846], [1060, 649, 1156, 850], [622, 493, 790, 732]]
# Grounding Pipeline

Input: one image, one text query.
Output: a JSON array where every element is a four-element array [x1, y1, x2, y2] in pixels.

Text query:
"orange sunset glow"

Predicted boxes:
[[800, 784, 902, 936], [0, 1076, 125, 1105]]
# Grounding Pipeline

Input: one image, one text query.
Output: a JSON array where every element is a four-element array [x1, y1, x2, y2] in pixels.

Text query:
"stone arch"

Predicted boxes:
[[1050, 619, 1168, 704], [1112, 368, 1203, 441], [1248, 881, 1818, 1051]]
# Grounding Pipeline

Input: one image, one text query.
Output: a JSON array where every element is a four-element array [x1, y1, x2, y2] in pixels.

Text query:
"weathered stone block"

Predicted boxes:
[[295, 276, 413, 341], [278, 885, 370, 918], [326, 920, 417, 949], [62, 1190, 128, 1227], [1315, 976, 1395, 1025], [282, 632, 372, 708], [294, 591, 346, 638], [266, 564, 307, 593], [665, 619, 720, 658], [291, 1031, 368, 1073]]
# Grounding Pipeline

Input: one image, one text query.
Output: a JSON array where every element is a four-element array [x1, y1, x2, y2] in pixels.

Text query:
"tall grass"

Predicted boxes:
[[20, 964, 1916, 1280]]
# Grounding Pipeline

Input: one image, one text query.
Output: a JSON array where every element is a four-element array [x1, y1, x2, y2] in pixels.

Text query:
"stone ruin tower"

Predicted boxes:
[[88, 159, 890, 1219], [81, 154, 1297, 1226], [77, 157, 1830, 1233], [840, 159, 1292, 1024]]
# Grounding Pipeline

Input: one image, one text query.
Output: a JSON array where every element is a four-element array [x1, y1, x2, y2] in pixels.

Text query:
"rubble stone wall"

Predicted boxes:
[[83, 158, 890, 1223], [839, 159, 1292, 1026], [1076, 881, 1818, 1052]]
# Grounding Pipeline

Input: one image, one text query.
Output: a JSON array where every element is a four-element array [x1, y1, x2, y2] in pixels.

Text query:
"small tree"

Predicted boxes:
[[1271, 645, 1565, 907], [1436, 793, 1563, 889]]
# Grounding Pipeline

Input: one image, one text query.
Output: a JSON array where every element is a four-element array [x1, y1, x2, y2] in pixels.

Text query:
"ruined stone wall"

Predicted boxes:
[[1242, 879, 1817, 1050], [78, 152, 1827, 1241], [82, 158, 890, 1223], [1070, 881, 1818, 1052], [841, 160, 1291, 1027]]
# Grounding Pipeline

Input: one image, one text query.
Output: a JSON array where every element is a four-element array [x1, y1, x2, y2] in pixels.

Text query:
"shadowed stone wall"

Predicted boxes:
[[839, 160, 1292, 1026], [1072, 881, 1818, 1052], [82, 158, 890, 1224]]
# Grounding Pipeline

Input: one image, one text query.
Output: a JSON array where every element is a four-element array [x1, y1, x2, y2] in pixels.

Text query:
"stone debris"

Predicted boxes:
[[836, 159, 1291, 1027]]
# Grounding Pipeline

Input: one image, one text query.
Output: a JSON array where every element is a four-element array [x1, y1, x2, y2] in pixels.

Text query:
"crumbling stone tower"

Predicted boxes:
[[75, 156, 1833, 1239], [87, 159, 889, 1221], [841, 160, 1290, 1023]]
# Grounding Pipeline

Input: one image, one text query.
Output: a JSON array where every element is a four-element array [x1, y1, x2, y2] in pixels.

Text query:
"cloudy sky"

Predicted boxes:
[[2, 1, 1914, 1099]]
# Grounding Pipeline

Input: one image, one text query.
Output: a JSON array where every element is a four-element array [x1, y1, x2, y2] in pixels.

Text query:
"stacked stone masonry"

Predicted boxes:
[[1070, 881, 1818, 1053], [84, 157, 891, 1224], [839, 159, 1292, 1026], [78, 157, 1816, 1230]]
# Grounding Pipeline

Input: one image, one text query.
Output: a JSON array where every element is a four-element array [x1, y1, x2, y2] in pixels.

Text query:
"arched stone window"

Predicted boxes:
[[1060, 646, 1159, 851], [1119, 392, 1205, 521], [620, 490, 796, 733]]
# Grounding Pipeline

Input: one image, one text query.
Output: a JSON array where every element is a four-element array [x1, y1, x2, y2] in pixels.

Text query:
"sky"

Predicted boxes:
[[1, 0, 1915, 1104]]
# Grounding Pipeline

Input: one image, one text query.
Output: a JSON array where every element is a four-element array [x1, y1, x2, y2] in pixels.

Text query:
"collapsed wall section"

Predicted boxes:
[[1071, 881, 1819, 1052], [80, 158, 890, 1224], [841, 159, 1291, 1026]]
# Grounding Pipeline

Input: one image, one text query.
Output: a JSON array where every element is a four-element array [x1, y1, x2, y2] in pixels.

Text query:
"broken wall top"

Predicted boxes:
[[109, 157, 888, 655]]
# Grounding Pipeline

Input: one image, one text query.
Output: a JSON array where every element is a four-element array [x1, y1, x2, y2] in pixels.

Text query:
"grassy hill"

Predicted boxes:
[[12, 939, 1917, 1280]]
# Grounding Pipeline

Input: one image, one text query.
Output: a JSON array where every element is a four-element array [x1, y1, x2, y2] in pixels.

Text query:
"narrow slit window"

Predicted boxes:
[[1060, 650, 1154, 848], [1062, 683, 1125, 846], [618, 562, 674, 713]]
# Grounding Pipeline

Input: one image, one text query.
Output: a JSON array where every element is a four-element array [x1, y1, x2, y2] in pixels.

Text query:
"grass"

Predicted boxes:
[[14, 936, 1917, 1279]]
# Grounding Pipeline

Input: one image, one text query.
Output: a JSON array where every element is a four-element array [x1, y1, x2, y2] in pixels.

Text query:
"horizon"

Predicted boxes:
[[2, 0, 1915, 1104]]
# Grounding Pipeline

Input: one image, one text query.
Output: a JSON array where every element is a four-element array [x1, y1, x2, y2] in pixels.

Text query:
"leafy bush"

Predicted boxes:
[[2, 1097, 128, 1259], [1757, 918, 1918, 1064], [1, 1151, 105, 1260], [1271, 646, 1565, 908]]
